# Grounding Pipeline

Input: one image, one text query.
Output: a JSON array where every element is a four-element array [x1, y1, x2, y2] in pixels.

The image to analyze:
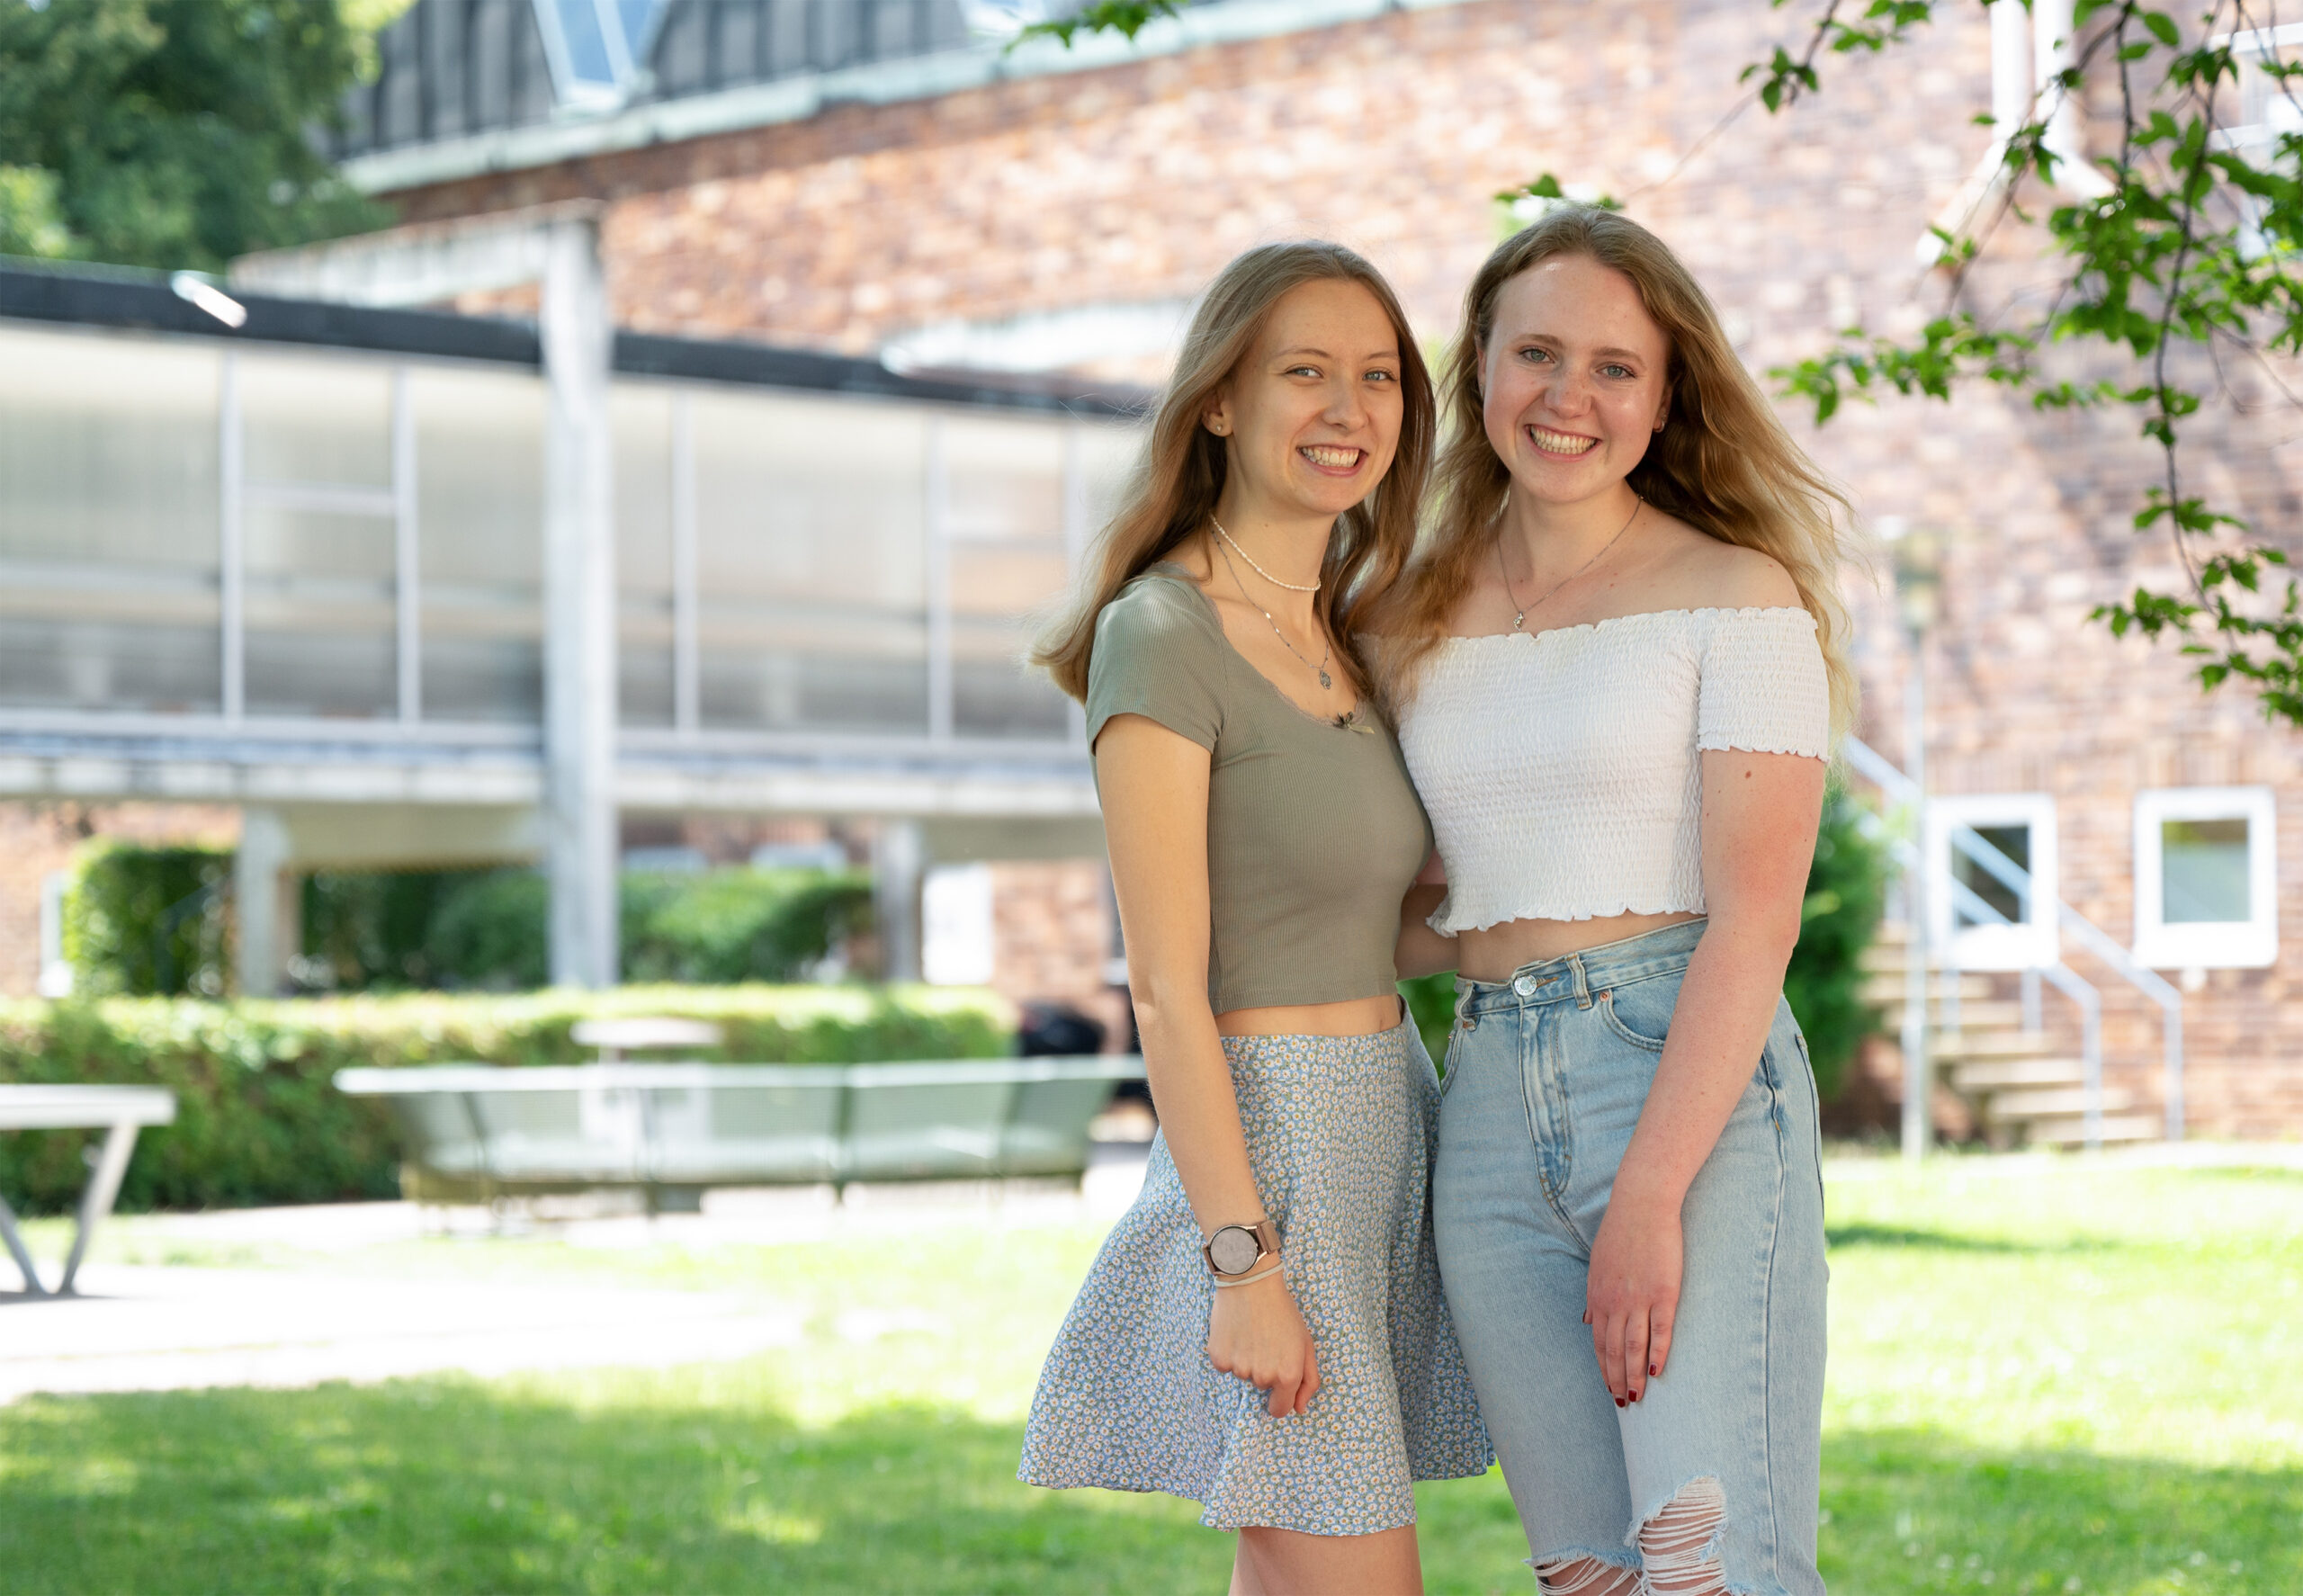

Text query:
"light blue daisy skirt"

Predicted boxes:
[[1017, 1016, 1492, 1535]]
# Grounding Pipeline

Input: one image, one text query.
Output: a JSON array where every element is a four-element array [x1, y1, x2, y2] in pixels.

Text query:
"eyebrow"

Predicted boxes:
[[1272, 345, 1400, 361], [1510, 332, 1649, 363]]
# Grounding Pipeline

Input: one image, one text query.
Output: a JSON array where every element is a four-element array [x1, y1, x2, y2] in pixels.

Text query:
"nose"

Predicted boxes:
[[1322, 372, 1371, 431]]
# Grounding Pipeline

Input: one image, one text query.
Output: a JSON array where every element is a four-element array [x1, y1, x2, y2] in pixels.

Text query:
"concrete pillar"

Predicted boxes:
[[540, 213, 619, 989], [1990, 0, 2031, 137], [874, 819, 924, 984], [234, 806, 298, 998]]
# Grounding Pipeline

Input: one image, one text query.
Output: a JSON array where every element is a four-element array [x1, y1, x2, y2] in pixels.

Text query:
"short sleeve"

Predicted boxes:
[[1085, 578, 1227, 751], [1696, 607, 1830, 759]]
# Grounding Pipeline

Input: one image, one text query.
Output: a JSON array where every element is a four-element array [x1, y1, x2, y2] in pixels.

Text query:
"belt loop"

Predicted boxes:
[[1452, 977, 1472, 1030], [1570, 954, 1593, 1010]]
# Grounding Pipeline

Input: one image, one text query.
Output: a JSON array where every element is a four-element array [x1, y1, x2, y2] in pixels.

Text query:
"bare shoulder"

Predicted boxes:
[[1642, 516, 1800, 611]]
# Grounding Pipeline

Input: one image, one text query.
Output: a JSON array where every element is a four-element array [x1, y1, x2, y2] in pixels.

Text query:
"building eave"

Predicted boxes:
[[340, 0, 1478, 196]]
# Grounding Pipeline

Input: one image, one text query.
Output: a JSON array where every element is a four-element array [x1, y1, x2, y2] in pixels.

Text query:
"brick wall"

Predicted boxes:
[[0, 802, 242, 997]]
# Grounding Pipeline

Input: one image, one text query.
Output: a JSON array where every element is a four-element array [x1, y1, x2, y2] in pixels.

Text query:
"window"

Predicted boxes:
[[0, 326, 223, 713], [1926, 794, 2059, 970], [2134, 787, 2279, 969]]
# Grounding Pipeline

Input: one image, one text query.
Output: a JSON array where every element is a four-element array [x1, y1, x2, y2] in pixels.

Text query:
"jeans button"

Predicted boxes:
[[1511, 973, 1537, 997]]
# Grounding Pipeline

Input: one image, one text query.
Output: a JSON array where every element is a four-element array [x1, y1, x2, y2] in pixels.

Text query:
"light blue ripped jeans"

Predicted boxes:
[[1433, 918, 1826, 1596]]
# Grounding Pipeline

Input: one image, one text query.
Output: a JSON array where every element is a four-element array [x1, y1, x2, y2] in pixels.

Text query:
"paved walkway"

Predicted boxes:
[[0, 1148, 1153, 1406]]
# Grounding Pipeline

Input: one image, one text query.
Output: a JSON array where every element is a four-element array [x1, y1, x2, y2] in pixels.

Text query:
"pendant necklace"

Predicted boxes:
[[1212, 525, 1333, 690], [1498, 495, 1643, 632]]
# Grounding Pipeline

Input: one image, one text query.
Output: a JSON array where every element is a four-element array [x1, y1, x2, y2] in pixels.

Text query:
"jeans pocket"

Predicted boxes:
[[1595, 989, 1669, 1052], [1438, 1023, 1465, 1097]]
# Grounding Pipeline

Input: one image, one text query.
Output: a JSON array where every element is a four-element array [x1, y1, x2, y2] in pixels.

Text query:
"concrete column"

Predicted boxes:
[[234, 806, 297, 998], [541, 214, 619, 989], [874, 819, 924, 984], [1990, 0, 2031, 137], [2033, 0, 2091, 184]]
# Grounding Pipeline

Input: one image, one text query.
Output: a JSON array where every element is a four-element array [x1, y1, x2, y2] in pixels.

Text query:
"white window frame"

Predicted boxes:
[[2133, 786, 2279, 970], [1927, 794, 2060, 971]]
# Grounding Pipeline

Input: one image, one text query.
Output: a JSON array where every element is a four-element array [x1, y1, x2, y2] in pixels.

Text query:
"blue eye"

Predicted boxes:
[[1600, 363, 1633, 379]]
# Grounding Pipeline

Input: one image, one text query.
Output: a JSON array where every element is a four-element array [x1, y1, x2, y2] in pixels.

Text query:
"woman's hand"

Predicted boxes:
[[1584, 1185, 1683, 1405], [1208, 1269, 1322, 1416]]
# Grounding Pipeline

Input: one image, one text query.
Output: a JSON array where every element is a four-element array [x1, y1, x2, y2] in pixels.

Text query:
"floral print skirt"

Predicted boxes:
[[1017, 1017, 1492, 1535]]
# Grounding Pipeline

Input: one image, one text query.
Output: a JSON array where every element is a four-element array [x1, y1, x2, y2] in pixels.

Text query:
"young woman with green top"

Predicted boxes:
[[1017, 242, 1490, 1595]]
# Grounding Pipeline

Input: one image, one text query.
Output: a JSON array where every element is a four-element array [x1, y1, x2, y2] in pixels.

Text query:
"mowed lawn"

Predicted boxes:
[[1, 1160, 2297, 1594]]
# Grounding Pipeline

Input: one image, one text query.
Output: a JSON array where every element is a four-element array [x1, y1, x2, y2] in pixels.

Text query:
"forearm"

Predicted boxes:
[[1613, 910, 1797, 1209], [1393, 883, 1457, 980], [1134, 982, 1268, 1239]]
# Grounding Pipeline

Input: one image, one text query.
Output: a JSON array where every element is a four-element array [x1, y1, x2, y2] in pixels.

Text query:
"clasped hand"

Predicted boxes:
[[1206, 1269, 1321, 1417]]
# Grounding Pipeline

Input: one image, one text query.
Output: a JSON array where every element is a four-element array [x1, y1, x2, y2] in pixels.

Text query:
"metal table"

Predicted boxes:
[[0, 1085, 175, 1296]]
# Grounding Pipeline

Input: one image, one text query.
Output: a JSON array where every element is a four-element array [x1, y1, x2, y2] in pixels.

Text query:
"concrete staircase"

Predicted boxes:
[[1860, 924, 2159, 1146]]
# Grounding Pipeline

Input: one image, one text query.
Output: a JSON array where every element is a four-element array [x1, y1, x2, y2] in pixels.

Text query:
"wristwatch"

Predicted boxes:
[[1202, 1218, 1281, 1280]]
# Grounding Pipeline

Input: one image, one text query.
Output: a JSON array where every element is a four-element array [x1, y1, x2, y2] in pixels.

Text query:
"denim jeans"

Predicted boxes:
[[1433, 918, 1827, 1595]]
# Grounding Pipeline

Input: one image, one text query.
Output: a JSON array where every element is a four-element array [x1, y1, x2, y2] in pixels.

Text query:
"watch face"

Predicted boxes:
[[1209, 1227, 1260, 1274]]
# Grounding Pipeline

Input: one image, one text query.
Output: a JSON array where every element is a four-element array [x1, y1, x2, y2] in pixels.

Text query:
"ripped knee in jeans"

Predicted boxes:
[[1637, 1475, 1729, 1595], [1531, 1475, 1729, 1596]]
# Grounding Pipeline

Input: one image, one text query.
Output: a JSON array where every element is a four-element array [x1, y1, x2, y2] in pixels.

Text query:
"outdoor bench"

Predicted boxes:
[[334, 1057, 1147, 1209]]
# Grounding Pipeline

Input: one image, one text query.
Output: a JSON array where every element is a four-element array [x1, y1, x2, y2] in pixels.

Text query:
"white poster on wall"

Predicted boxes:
[[922, 863, 997, 986]]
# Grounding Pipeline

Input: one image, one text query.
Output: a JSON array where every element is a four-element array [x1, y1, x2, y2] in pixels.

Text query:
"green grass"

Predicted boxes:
[[2, 1161, 2297, 1593]]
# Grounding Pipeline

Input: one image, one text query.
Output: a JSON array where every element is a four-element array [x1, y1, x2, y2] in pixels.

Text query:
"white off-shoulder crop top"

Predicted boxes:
[[1395, 606, 1830, 936]]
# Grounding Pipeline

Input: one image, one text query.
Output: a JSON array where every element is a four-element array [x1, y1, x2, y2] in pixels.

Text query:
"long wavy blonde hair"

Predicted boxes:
[[1034, 241, 1434, 703], [1378, 208, 1858, 734]]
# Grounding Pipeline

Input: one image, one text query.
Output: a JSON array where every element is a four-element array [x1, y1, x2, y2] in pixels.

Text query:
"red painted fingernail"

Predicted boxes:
[[1615, 1396, 1626, 1408], [1630, 1389, 1641, 1403], [1649, 1364, 1660, 1377]]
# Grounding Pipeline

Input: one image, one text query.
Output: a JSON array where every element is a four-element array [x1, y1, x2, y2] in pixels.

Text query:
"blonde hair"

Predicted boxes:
[[1033, 241, 1433, 703], [1379, 208, 1858, 735]]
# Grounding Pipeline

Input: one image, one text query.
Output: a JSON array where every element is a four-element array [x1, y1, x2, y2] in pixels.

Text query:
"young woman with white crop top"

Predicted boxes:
[[1017, 242, 1489, 1596], [1381, 210, 1852, 1596]]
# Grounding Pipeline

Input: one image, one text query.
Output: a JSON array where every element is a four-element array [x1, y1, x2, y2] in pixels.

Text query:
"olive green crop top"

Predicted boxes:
[[1085, 564, 1432, 1016]]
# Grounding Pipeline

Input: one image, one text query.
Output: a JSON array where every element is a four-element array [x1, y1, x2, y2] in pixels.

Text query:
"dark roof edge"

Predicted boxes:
[[0, 261, 1151, 417], [0, 260, 541, 365], [611, 331, 1150, 418]]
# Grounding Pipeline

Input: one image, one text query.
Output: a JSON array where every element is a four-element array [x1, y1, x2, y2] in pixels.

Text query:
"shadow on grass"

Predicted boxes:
[[0, 1382, 1226, 1596], [1, 1384, 2296, 1596], [1824, 1223, 2127, 1255]]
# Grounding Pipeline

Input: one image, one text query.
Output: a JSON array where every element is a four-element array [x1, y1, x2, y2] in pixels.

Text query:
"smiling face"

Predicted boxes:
[[1204, 277, 1405, 523], [1479, 254, 1672, 508]]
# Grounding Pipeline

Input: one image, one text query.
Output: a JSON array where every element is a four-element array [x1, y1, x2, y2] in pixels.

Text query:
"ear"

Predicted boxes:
[[1203, 383, 1234, 438]]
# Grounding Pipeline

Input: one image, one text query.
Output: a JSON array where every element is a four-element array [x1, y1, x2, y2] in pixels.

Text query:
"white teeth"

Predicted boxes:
[[1300, 445, 1362, 468], [1528, 426, 1598, 456]]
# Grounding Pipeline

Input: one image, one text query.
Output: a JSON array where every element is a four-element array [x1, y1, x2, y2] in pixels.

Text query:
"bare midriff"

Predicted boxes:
[[1214, 994, 1405, 1039], [1456, 909, 1704, 983]]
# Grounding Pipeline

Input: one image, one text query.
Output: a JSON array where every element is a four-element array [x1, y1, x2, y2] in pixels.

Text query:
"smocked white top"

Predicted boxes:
[[1396, 606, 1830, 936]]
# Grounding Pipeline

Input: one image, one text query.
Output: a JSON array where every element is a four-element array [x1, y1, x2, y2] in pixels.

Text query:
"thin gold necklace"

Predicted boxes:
[[1212, 529, 1333, 690], [1210, 516, 1321, 593], [1497, 496, 1642, 632]]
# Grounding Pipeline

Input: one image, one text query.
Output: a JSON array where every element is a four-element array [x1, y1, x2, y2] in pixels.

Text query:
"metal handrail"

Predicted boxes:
[[1875, 830, 2110, 1149], [1842, 737, 2180, 1142]]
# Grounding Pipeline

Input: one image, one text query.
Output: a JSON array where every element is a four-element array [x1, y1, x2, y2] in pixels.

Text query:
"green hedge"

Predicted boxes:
[[62, 841, 233, 998], [0, 984, 1013, 1216], [298, 865, 874, 992]]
